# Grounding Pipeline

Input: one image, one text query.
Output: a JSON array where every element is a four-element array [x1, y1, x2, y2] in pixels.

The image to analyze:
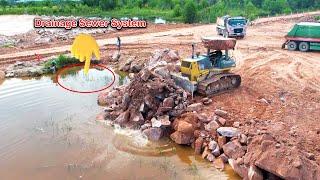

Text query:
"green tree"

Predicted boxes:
[[99, 0, 118, 10], [244, 0, 259, 19], [183, 0, 197, 23], [0, 0, 8, 7], [263, 0, 291, 15], [199, 0, 209, 9], [83, 0, 100, 6], [173, 4, 181, 16]]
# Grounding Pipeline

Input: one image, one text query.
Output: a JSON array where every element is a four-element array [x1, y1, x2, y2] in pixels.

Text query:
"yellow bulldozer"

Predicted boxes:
[[171, 37, 241, 96]]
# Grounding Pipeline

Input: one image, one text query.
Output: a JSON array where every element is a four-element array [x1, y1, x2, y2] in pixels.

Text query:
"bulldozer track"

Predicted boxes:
[[197, 73, 241, 96]]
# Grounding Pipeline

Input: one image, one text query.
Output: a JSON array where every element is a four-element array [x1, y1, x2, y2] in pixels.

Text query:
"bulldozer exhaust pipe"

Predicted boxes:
[[192, 43, 195, 59]]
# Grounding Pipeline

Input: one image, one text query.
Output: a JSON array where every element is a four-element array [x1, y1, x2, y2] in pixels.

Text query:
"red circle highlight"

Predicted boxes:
[[56, 63, 115, 94]]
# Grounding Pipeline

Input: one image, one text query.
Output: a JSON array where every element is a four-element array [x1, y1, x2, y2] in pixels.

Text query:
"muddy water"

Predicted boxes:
[[0, 67, 240, 180]]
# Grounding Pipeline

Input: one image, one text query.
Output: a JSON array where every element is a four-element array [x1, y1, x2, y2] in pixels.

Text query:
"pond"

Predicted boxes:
[[0, 66, 240, 179]]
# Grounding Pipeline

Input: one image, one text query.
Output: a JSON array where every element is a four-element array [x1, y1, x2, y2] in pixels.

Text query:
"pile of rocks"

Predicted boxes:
[[119, 56, 144, 73], [118, 49, 180, 73], [4, 61, 45, 78], [0, 35, 20, 47], [169, 109, 246, 170], [98, 67, 190, 141]]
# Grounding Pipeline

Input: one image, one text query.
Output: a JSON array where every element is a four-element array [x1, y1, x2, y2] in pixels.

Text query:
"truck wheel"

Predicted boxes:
[[223, 31, 228, 38], [298, 42, 309, 52], [287, 41, 297, 51], [216, 28, 220, 35]]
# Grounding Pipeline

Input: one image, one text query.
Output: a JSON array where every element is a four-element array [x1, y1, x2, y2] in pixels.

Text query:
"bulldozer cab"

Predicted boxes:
[[181, 56, 211, 81]]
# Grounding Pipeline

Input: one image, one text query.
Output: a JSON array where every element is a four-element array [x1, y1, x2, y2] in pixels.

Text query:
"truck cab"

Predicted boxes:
[[217, 16, 247, 38]]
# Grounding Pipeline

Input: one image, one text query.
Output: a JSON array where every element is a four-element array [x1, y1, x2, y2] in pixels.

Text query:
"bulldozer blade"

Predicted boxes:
[[171, 73, 197, 93]]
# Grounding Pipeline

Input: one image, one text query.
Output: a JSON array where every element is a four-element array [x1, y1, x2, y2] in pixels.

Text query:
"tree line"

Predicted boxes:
[[0, 0, 319, 23]]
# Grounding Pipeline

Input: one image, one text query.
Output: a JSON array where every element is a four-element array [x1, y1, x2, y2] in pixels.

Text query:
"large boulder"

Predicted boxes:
[[223, 141, 246, 159], [217, 127, 240, 137], [205, 120, 220, 131], [143, 127, 163, 141], [170, 131, 194, 145]]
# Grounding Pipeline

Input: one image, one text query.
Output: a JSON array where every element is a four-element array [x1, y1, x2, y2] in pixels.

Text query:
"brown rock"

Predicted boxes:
[[197, 113, 212, 123], [194, 137, 204, 155], [229, 159, 249, 179], [201, 97, 213, 105], [170, 131, 194, 145], [114, 110, 130, 125], [97, 91, 109, 106], [176, 121, 194, 134], [213, 157, 225, 170], [223, 141, 246, 159], [202, 146, 211, 159], [233, 121, 240, 128], [239, 134, 248, 145], [248, 165, 263, 180], [208, 140, 217, 150], [159, 115, 170, 127], [207, 153, 215, 162], [212, 145, 221, 157], [143, 127, 163, 141], [121, 93, 131, 111], [187, 103, 203, 112], [167, 49, 179, 61], [216, 116, 226, 126], [219, 154, 229, 163], [140, 69, 151, 81], [205, 120, 220, 131], [162, 97, 174, 108], [130, 111, 144, 123], [214, 109, 228, 117], [217, 136, 227, 148]]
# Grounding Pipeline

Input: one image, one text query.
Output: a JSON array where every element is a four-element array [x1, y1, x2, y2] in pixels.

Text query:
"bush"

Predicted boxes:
[[172, 4, 181, 17], [44, 55, 78, 71], [183, 0, 197, 23]]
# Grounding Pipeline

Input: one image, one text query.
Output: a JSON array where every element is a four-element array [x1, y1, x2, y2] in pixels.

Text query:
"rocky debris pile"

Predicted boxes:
[[0, 35, 20, 47], [35, 28, 106, 43], [119, 56, 144, 73], [147, 49, 180, 69], [4, 61, 45, 78], [233, 118, 320, 179], [168, 106, 320, 179], [118, 49, 180, 74], [169, 109, 244, 170], [298, 15, 319, 22], [98, 67, 190, 141]]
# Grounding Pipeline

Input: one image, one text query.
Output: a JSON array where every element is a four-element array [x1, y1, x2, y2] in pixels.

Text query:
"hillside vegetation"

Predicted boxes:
[[0, 0, 319, 23]]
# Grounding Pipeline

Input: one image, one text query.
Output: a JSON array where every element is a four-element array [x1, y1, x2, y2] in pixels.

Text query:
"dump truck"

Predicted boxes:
[[216, 16, 247, 38], [171, 37, 241, 96], [282, 22, 320, 52]]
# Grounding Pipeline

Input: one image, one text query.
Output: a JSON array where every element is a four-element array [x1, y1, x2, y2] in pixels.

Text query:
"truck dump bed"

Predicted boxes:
[[287, 22, 320, 39], [202, 37, 237, 50]]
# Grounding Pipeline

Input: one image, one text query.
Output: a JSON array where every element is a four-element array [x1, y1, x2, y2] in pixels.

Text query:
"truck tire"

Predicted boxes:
[[223, 31, 229, 38], [216, 28, 221, 35], [287, 41, 297, 51], [298, 42, 309, 52]]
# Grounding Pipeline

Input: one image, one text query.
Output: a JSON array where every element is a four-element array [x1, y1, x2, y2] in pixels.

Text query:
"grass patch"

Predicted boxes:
[[43, 54, 78, 72]]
